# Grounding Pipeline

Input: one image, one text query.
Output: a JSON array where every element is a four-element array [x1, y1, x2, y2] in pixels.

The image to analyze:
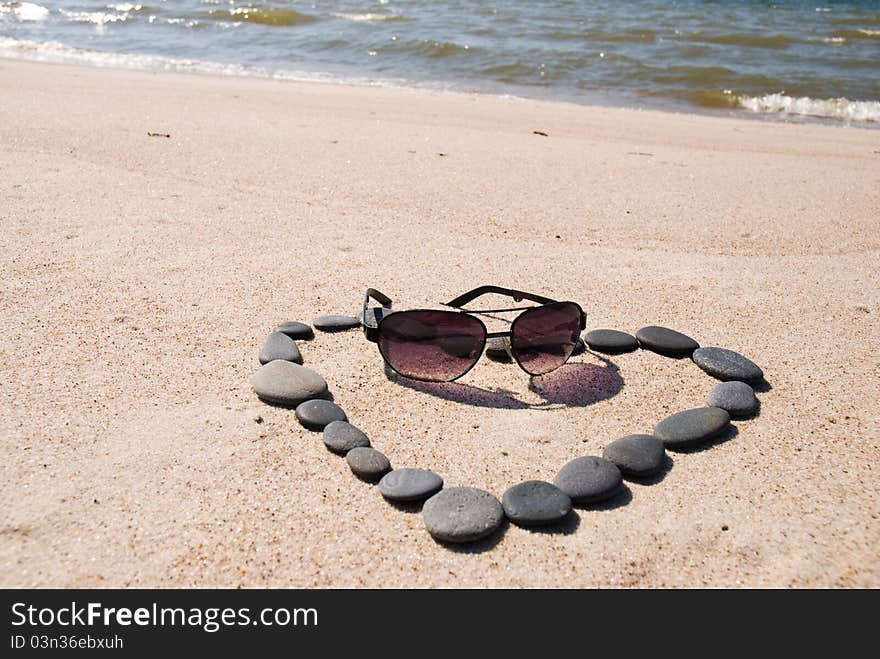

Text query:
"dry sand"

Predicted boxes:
[[1, 60, 878, 587]]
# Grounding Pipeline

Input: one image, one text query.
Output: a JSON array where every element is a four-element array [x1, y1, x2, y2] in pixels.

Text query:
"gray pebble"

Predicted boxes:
[[252, 360, 328, 407], [585, 329, 638, 353], [654, 407, 730, 448], [295, 399, 347, 430], [707, 381, 759, 417], [346, 447, 391, 480], [423, 487, 504, 543], [635, 326, 699, 356], [276, 321, 314, 340], [258, 331, 302, 365], [314, 315, 360, 332], [554, 456, 623, 504], [378, 468, 443, 502], [571, 336, 587, 356], [501, 481, 571, 527], [323, 420, 370, 454], [602, 434, 666, 477], [693, 347, 763, 382]]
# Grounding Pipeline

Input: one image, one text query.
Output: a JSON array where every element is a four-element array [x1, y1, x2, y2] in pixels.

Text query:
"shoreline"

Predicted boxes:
[[1, 59, 877, 587], [1, 41, 879, 130]]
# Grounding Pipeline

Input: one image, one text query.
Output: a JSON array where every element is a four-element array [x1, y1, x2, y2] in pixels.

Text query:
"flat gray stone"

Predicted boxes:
[[693, 347, 763, 382], [258, 331, 303, 365], [485, 336, 512, 362], [346, 447, 391, 480], [501, 480, 571, 527], [378, 468, 443, 502], [654, 407, 731, 448], [314, 315, 360, 332], [423, 487, 504, 543], [585, 329, 638, 353], [636, 326, 699, 356], [571, 336, 587, 356], [323, 420, 370, 454], [276, 321, 314, 340], [554, 456, 623, 504], [707, 381, 759, 417], [295, 399, 347, 430], [252, 360, 328, 407], [602, 434, 666, 477]]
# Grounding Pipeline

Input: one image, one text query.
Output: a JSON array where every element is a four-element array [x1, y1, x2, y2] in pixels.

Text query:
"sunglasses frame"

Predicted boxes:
[[361, 286, 587, 382]]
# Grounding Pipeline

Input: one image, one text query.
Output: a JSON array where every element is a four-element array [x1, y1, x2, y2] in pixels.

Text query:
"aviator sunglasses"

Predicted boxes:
[[361, 285, 586, 382]]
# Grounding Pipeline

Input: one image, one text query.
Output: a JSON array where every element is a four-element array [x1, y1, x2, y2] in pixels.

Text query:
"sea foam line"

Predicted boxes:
[[737, 92, 880, 122], [0, 36, 408, 86]]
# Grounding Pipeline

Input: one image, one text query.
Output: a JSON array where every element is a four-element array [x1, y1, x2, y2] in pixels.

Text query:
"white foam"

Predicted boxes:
[[0, 2, 49, 21], [737, 92, 880, 122], [858, 29, 880, 36], [334, 12, 405, 22], [0, 36, 406, 87], [105, 3, 143, 11], [60, 9, 129, 25], [822, 37, 846, 44]]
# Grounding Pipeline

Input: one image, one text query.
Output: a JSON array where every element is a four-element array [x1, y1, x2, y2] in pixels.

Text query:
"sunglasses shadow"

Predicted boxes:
[[384, 359, 624, 410]]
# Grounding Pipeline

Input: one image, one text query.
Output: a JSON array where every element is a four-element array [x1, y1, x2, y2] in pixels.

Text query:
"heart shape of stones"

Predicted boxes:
[[252, 319, 765, 545]]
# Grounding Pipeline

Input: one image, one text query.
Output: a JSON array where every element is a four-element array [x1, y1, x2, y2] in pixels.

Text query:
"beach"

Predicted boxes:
[[1, 59, 877, 587]]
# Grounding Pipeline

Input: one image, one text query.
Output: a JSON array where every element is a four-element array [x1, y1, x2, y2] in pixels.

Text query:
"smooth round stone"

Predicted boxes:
[[635, 326, 699, 356], [501, 480, 571, 527], [485, 336, 512, 362], [654, 407, 730, 448], [346, 447, 391, 480], [602, 434, 666, 477], [693, 347, 763, 382], [707, 381, 759, 417], [295, 399, 347, 431], [322, 420, 370, 454], [571, 336, 587, 356], [585, 329, 638, 353], [313, 315, 360, 332], [378, 468, 443, 502], [423, 487, 504, 543], [252, 360, 328, 407], [276, 321, 314, 340], [258, 331, 303, 365], [554, 456, 623, 504]]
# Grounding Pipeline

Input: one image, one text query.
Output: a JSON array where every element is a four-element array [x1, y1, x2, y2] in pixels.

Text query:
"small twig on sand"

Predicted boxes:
[[147, 132, 171, 138], [533, 130, 549, 137], [627, 151, 654, 156]]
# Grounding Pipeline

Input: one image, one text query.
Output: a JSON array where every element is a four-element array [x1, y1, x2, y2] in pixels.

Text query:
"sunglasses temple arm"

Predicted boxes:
[[443, 285, 557, 309], [362, 287, 393, 343]]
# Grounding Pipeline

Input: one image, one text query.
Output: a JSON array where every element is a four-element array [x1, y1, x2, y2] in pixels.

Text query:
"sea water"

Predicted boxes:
[[1, 0, 878, 122]]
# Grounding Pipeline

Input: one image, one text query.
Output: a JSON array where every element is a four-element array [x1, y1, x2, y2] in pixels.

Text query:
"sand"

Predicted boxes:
[[1, 60, 877, 588]]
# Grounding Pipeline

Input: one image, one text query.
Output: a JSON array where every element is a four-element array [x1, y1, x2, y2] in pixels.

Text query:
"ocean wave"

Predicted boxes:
[[0, 2, 49, 21], [60, 9, 131, 25], [831, 29, 880, 41], [0, 36, 401, 86], [688, 32, 792, 49], [333, 12, 409, 23], [207, 7, 315, 27], [737, 93, 880, 122]]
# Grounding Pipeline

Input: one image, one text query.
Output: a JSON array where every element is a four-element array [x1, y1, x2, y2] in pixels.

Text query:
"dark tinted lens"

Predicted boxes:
[[511, 302, 582, 376], [378, 311, 485, 382]]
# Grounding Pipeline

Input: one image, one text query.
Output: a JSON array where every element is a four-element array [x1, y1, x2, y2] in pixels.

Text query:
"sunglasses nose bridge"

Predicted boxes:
[[484, 335, 515, 363]]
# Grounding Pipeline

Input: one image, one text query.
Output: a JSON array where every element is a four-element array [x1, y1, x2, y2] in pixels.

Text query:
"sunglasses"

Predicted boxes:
[[361, 285, 586, 382]]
